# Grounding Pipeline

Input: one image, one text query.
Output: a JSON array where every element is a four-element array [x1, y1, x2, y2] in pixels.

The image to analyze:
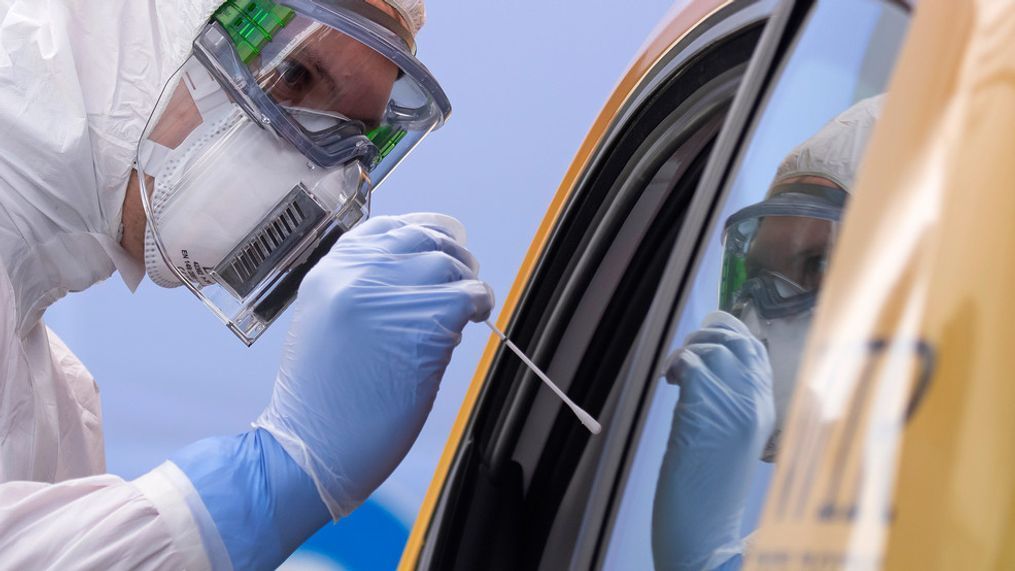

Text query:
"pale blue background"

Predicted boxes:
[[45, 2, 680, 569]]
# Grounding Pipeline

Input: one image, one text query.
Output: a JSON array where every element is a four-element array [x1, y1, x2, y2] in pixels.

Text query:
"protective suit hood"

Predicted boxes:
[[0, 0, 224, 336], [773, 95, 884, 194]]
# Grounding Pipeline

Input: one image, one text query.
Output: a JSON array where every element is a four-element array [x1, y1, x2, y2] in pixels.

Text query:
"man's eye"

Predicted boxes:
[[802, 255, 828, 288], [279, 60, 312, 93]]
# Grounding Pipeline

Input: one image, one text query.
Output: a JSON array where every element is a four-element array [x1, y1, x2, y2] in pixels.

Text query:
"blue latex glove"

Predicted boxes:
[[171, 429, 328, 570], [172, 213, 493, 570], [254, 213, 494, 520], [652, 311, 775, 571]]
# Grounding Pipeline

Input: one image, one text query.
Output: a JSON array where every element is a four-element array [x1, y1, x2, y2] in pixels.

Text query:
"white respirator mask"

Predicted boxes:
[[738, 301, 813, 462], [142, 99, 369, 290]]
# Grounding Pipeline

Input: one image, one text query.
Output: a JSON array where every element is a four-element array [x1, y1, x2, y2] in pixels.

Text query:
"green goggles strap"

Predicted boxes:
[[367, 125, 408, 162], [719, 253, 748, 312], [215, 0, 296, 64]]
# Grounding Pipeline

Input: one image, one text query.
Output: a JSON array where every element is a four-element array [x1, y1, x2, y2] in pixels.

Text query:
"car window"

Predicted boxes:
[[417, 6, 772, 569], [601, 1, 909, 569]]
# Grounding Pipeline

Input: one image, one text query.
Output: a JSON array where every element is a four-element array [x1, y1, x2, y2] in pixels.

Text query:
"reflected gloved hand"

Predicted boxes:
[[652, 311, 775, 571], [172, 213, 493, 571], [255, 213, 494, 519]]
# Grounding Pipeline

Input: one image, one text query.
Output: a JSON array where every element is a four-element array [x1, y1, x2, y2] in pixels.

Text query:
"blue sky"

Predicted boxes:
[[44, 1, 682, 568]]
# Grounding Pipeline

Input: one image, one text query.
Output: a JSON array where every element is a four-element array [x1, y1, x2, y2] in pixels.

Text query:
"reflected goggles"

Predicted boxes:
[[718, 185, 847, 320]]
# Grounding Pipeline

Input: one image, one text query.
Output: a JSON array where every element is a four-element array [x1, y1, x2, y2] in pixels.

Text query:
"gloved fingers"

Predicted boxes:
[[664, 347, 694, 386], [378, 225, 480, 274], [694, 311, 767, 359], [389, 251, 478, 285], [396, 212, 468, 245], [419, 228, 480, 275], [344, 213, 467, 245], [429, 280, 495, 330], [664, 348, 723, 401], [690, 342, 749, 382], [346, 214, 408, 237], [665, 346, 719, 386], [468, 281, 496, 323], [683, 327, 762, 365], [701, 310, 753, 337], [667, 341, 766, 394]]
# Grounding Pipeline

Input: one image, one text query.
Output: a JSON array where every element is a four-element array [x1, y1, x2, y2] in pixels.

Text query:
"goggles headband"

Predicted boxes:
[[214, 0, 415, 63]]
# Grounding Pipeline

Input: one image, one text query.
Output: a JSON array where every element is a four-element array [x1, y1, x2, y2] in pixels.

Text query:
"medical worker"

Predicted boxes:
[[0, 0, 493, 569], [652, 97, 883, 571]]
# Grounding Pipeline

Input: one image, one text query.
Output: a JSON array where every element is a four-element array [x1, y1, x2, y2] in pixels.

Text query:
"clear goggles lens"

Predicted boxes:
[[195, 2, 450, 178], [136, 0, 451, 345], [719, 188, 846, 320]]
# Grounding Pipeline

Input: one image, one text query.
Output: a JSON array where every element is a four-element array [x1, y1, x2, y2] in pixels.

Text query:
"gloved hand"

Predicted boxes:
[[172, 213, 493, 570], [652, 311, 775, 571], [255, 212, 494, 519]]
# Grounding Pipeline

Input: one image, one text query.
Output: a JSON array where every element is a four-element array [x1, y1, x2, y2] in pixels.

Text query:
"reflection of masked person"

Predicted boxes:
[[652, 96, 882, 571], [722, 183, 846, 461]]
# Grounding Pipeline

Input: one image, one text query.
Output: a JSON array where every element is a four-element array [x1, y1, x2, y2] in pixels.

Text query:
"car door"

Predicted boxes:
[[400, 0, 912, 569]]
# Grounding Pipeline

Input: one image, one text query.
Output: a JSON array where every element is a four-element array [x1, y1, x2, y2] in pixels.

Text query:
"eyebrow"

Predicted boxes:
[[300, 44, 341, 99]]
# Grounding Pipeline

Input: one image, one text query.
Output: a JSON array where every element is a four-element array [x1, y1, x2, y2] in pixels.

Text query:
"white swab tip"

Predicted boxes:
[[577, 410, 602, 435], [483, 319, 601, 435]]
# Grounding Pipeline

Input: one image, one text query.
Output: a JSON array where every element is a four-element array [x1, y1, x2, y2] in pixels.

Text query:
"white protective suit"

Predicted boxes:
[[0, 1, 235, 568]]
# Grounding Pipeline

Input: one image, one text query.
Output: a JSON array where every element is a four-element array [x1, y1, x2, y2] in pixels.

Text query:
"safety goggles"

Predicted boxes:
[[136, 0, 451, 345], [195, 0, 449, 175], [719, 184, 846, 320]]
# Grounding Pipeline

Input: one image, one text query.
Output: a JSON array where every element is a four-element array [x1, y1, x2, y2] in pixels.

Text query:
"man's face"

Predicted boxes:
[[744, 176, 841, 292], [746, 215, 834, 292]]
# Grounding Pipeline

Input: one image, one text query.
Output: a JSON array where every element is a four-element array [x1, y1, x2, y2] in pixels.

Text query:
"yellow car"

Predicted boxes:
[[400, 0, 1012, 568]]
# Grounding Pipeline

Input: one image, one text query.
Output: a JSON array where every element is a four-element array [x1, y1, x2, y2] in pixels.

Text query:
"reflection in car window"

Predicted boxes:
[[601, 2, 909, 569]]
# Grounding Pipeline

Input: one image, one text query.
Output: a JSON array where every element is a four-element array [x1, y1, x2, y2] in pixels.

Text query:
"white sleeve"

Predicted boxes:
[[0, 462, 231, 571]]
